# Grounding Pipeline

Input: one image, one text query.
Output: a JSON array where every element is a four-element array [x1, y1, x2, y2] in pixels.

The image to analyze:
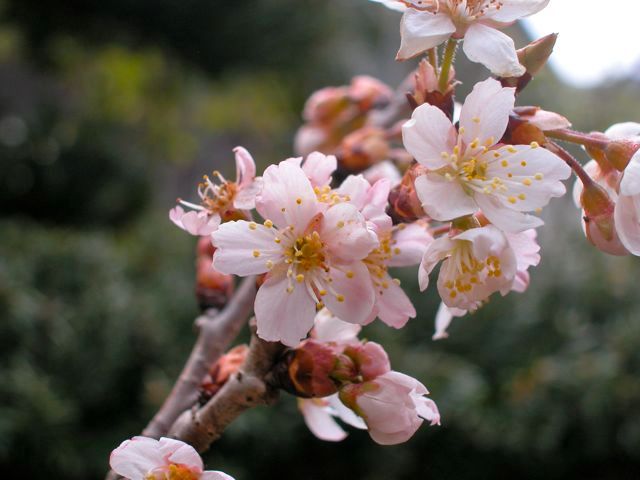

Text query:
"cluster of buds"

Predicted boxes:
[[275, 311, 439, 445], [199, 344, 248, 403]]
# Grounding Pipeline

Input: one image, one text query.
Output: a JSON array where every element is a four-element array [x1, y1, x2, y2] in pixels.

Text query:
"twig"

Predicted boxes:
[[105, 276, 256, 480], [167, 324, 285, 452]]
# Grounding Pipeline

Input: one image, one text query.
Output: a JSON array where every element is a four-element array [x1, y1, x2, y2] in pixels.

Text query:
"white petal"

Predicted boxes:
[[299, 399, 348, 442], [233, 177, 262, 211], [433, 302, 468, 340], [212, 221, 282, 276], [605, 122, 640, 141], [459, 78, 514, 147], [620, 152, 640, 196], [254, 269, 317, 346], [402, 104, 456, 170], [161, 437, 203, 472], [485, 0, 550, 22], [313, 308, 361, 343], [463, 23, 525, 77], [418, 236, 455, 291], [415, 173, 477, 221], [329, 395, 367, 430], [614, 194, 640, 256], [397, 10, 456, 61], [201, 472, 236, 480], [322, 203, 379, 263], [475, 193, 543, 232], [369, 0, 407, 12], [335, 175, 370, 210]]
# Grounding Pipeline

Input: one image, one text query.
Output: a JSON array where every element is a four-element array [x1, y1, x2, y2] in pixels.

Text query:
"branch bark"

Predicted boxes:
[[105, 276, 256, 480], [167, 326, 285, 452]]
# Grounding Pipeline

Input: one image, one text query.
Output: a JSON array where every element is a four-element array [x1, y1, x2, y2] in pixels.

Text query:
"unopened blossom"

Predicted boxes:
[[419, 224, 517, 311], [374, 0, 550, 77], [432, 228, 539, 339], [170, 147, 261, 236], [212, 159, 378, 346], [403, 78, 571, 232], [298, 394, 367, 442], [110, 436, 233, 480], [340, 371, 440, 445]]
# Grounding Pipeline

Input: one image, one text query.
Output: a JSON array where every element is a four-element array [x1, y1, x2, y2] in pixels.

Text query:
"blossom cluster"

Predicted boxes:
[[110, 0, 640, 474]]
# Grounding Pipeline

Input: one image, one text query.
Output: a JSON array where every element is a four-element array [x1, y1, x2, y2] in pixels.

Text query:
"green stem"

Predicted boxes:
[[438, 38, 457, 93]]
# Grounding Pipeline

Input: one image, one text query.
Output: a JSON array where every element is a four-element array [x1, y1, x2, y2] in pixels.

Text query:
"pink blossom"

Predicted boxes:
[[212, 160, 378, 346], [431, 228, 539, 339], [419, 224, 517, 310], [341, 371, 440, 445], [298, 395, 367, 442], [403, 78, 571, 232], [374, 0, 549, 76], [109, 436, 233, 480], [170, 147, 261, 236], [363, 160, 403, 188]]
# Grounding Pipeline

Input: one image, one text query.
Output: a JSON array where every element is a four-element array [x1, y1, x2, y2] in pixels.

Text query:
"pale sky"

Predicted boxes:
[[523, 0, 640, 87]]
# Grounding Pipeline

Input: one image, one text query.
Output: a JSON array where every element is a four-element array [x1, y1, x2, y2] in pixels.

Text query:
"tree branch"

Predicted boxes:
[[167, 324, 285, 452]]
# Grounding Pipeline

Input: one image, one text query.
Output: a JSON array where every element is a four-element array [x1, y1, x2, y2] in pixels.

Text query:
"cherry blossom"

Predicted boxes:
[[170, 147, 261, 236], [212, 159, 378, 346], [372, 0, 550, 77], [110, 436, 233, 480], [340, 371, 440, 445], [403, 78, 571, 232], [432, 228, 540, 339], [419, 224, 517, 311]]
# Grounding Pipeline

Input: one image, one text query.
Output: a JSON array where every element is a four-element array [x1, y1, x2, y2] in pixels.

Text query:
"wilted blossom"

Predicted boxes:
[[403, 78, 571, 232], [212, 158, 378, 346], [110, 437, 233, 480], [170, 147, 261, 236]]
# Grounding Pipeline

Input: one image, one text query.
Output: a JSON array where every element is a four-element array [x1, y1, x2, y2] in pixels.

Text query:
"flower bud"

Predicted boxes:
[[281, 340, 339, 398], [195, 255, 234, 310], [343, 342, 391, 381], [580, 181, 629, 256], [349, 75, 393, 112], [303, 86, 350, 126], [501, 34, 557, 93], [408, 59, 455, 118], [605, 140, 640, 171], [196, 236, 215, 257], [388, 163, 428, 222], [506, 106, 570, 145], [200, 344, 249, 402], [337, 127, 390, 172]]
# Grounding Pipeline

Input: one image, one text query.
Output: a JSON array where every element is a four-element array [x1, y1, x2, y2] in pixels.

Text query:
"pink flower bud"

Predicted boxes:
[[195, 254, 234, 310], [285, 340, 340, 398], [348, 75, 393, 112], [302, 86, 350, 126], [337, 127, 390, 172], [339, 371, 440, 445], [343, 341, 391, 381], [388, 163, 428, 222], [606, 140, 640, 171], [201, 344, 249, 401]]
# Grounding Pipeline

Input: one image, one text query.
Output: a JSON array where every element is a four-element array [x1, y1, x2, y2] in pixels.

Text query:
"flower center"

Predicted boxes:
[[444, 242, 502, 299], [145, 464, 199, 480], [198, 171, 238, 214], [285, 231, 326, 272]]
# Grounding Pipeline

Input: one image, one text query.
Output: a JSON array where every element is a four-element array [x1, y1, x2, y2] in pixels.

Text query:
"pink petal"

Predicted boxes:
[[463, 23, 525, 77], [110, 437, 164, 479], [375, 274, 416, 329], [254, 269, 317, 346], [336, 175, 370, 210], [299, 399, 348, 442], [402, 104, 456, 170], [415, 172, 477, 221], [212, 221, 282, 276], [256, 160, 320, 231], [620, 152, 640, 197], [322, 203, 379, 263], [397, 10, 456, 61], [313, 309, 361, 344], [363, 161, 402, 187], [160, 438, 203, 473], [233, 177, 262, 211], [459, 78, 514, 147], [388, 222, 434, 268], [302, 152, 337, 188], [233, 146, 256, 188], [614, 194, 640, 256], [418, 236, 455, 291], [320, 263, 376, 326], [170, 207, 220, 236]]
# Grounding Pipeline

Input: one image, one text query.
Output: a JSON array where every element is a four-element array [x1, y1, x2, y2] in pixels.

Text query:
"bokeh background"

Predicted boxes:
[[1, 1, 640, 478]]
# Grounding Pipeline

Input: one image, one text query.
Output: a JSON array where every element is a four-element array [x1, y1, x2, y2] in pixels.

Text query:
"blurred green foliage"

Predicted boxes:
[[1, 0, 640, 479]]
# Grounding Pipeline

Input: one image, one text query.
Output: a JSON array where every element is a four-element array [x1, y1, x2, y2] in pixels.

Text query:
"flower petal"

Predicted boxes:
[[402, 104, 456, 170], [313, 308, 361, 343], [321, 263, 376, 325], [212, 221, 282, 276], [388, 222, 434, 267], [375, 273, 416, 328], [302, 152, 337, 188], [254, 269, 317, 346], [233, 146, 256, 188], [614, 194, 640, 256], [463, 23, 525, 77], [475, 193, 544, 232], [200, 472, 236, 480], [322, 203, 379, 263], [620, 152, 640, 197], [418, 236, 455, 291], [459, 77, 514, 146], [170, 207, 220, 236], [397, 10, 456, 61], [161, 438, 203, 473], [299, 399, 348, 442], [486, 0, 550, 23], [415, 172, 477, 221], [110, 437, 164, 480]]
